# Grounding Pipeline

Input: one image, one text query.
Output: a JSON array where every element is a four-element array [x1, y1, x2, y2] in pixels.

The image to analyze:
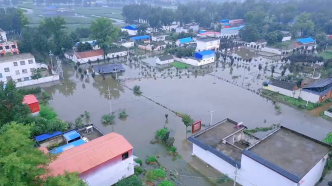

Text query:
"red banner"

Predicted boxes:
[[192, 120, 202, 134]]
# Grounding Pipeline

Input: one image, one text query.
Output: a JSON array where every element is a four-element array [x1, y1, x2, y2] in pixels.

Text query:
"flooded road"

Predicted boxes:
[[43, 59, 332, 185]]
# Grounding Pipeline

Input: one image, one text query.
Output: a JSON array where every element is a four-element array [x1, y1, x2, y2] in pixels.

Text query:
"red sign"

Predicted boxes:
[[192, 120, 202, 134]]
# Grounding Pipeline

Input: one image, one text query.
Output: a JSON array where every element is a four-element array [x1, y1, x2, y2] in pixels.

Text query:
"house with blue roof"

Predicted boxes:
[[189, 118, 330, 186], [297, 37, 315, 45], [220, 25, 245, 37], [181, 50, 215, 67], [175, 37, 194, 46], [121, 25, 138, 36], [130, 35, 151, 43]]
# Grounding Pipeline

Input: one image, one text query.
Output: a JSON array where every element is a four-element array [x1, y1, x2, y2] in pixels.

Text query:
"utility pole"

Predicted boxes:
[[242, 66, 246, 86], [233, 164, 238, 186], [208, 111, 214, 126], [108, 87, 114, 132]]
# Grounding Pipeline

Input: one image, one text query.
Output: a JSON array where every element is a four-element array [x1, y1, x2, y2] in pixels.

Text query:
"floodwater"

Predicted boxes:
[[308, 102, 332, 117], [42, 56, 332, 185]]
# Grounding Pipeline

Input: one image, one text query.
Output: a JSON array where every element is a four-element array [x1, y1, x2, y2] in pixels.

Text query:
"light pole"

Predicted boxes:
[[208, 111, 214, 126]]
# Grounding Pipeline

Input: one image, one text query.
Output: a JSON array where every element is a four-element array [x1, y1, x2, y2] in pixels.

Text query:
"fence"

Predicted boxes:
[[16, 75, 60, 88]]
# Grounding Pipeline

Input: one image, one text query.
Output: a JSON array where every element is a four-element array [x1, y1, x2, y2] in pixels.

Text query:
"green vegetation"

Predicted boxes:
[[145, 168, 167, 182], [171, 62, 190, 69], [134, 158, 143, 166], [319, 50, 332, 61], [322, 134, 332, 180], [133, 85, 142, 95], [101, 113, 116, 125], [182, 114, 194, 137], [0, 123, 86, 186], [156, 128, 168, 140], [17, 87, 41, 95], [158, 180, 175, 186], [134, 166, 143, 175], [117, 175, 143, 186], [146, 155, 159, 165], [244, 124, 280, 134], [216, 174, 231, 184], [119, 109, 128, 119], [39, 105, 58, 120]]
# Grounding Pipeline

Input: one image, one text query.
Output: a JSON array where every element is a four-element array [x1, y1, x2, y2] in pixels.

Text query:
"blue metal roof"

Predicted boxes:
[[122, 25, 137, 31], [188, 137, 241, 168], [297, 37, 315, 44], [35, 131, 62, 142], [199, 30, 206, 34], [131, 35, 150, 41], [178, 37, 193, 44], [51, 139, 86, 154], [63, 131, 80, 142], [220, 19, 229, 23], [196, 50, 215, 56], [243, 150, 301, 183]]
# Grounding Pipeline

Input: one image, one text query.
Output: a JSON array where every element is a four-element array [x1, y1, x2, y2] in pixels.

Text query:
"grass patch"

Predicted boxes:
[[145, 168, 166, 182], [318, 50, 332, 61], [171, 61, 190, 69], [146, 155, 159, 165], [270, 40, 294, 49]]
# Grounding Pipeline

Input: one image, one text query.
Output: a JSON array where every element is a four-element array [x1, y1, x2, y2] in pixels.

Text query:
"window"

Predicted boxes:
[[15, 70, 20, 75], [6, 76, 12, 81], [17, 78, 22, 82], [0, 73, 2, 78], [122, 152, 129, 160], [13, 62, 18, 66], [24, 77, 30, 81], [20, 61, 25, 65], [30, 68, 35, 72], [0, 46, 2, 50], [22, 69, 28, 74], [5, 46, 9, 49], [28, 60, 33, 64], [11, 45, 16, 48], [4, 67, 9, 72]]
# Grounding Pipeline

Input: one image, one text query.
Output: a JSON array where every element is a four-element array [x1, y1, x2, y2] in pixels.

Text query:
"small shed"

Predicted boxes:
[[35, 131, 62, 143], [63, 130, 81, 143], [51, 139, 86, 154], [22, 95, 40, 115]]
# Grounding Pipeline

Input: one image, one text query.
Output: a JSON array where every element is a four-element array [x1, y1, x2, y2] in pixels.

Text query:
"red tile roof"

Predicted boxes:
[[47, 133, 133, 176], [22, 95, 38, 105], [75, 49, 103, 59]]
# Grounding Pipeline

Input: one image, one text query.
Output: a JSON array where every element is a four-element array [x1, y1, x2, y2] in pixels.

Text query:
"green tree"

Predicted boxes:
[[44, 172, 87, 186], [0, 80, 30, 126], [158, 180, 175, 186], [182, 114, 193, 137], [292, 13, 315, 37], [117, 175, 143, 186], [239, 24, 260, 42], [216, 174, 231, 184], [90, 18, 120, 61]]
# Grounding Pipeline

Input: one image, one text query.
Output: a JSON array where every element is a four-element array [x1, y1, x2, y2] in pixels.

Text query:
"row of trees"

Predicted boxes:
[[0, 8, 28, 34]]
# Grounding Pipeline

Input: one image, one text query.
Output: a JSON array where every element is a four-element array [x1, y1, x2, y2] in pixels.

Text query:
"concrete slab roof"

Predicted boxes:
[[248, 127, 330, 179]]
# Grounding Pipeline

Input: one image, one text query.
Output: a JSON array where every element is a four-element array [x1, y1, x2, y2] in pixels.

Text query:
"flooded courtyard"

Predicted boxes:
[[42, 52, 332, 185]]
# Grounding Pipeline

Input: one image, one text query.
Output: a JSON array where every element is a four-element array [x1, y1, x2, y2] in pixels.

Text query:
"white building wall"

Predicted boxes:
[[156, 58, 174, 65], [152, 35, 166, 42], [0, 31, 7, 41], [16, 75, 60, 87], [0, 56, 37, 82], [106, 51, 128, 58], [121, 28, 137, 36], [264, 85, 299, 98], [80, 155, 134, 186], [176, 27, 188, 33], [282, 36, 292, 42], [192, 144, 238, 180], [181, 56, 214, 66], [196, 40, 220, 52], [261, 47, 282, 55], [300, 155, 327, 186], [73, 55, 104, 63], [121, 42, 134, 48], [300, 91, 320, 103], [241, 155, 297, 186]]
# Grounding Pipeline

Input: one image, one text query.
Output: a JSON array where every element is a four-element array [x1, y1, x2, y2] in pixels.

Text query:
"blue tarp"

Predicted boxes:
[[51, 139, 86, 154], [122, 25, 137, 31], [35, 131, 62, 142], [178, 37, 193, 44], [297, 37, 315, 44], [63, 131, 80, 142], [195, 50, 215, 59], [224, 25, 245, 30], [220, 19, 229, 23], [199, 30, 207, 34], [131, 35, 150, 41]]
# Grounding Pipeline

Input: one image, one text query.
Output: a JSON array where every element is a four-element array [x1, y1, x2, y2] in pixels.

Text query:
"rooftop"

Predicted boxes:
[[247, 127, 330, 180], [63, 131, 80, 142], [196, 37, 219, 42], [158, 55, 173, 61], [302, 78, 332, 95], [195, 50, 215, 56], [0, 53, 34, 63], [178, 37, 194, 44], [106, 47, 127, 53], [75, 49, 103, 59], [47, 133, 133, 176], [22, 94, 38, 105], [131, 35, 150, 41], [297, 37, 315, 44], [51, 139, 86, 154], [269, 79, 296, 90], [93, 64, 125, 74]]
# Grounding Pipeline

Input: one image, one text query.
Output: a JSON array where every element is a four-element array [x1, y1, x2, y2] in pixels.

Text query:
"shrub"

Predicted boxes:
[[133, 85, 142, 95], [117, 175, 143, 186], [134, 166, 143, 175], [18, 87, 41, 95], [165, 137, 175, 147], [74, 117, 84, 128], [39, 105, 57, 120], [169, 146, 177, 154], [146, 169, 166, 181], [135, 158, 142, 166], [156, 128, 168, 140], [158, 180, 175, 186], [146, 155, 158, 165], [216, 174, 231, 184], [119, 109, 128, 119], [101, 113, 115, 124]]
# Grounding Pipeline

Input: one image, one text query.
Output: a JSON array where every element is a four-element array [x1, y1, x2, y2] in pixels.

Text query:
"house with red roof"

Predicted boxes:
[[22, 94, 40, 115], [45, 132, 134, 186]]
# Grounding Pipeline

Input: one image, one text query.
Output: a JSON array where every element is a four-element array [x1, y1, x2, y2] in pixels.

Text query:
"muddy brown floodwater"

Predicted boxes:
[[42, 62, 332, 186]]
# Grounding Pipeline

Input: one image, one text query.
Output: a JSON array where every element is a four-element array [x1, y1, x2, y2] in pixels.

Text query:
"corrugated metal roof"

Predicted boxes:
[[270, 79, 296, 91], [196, 50, 215, 56], [131, 35, 150, 41], [51, 139, 86, 154], [63, 131, 80, 141], [297, 37, 315, 44], [47, 133, 133, 176], [188, 136, 241, 168], [243, 150, 301, 183], [303, 78, 332, 89], [35, 131, 62, 142], [178, 37, 193, 44], [22, 95, 39, 105], [122, 25, 137, 30]]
